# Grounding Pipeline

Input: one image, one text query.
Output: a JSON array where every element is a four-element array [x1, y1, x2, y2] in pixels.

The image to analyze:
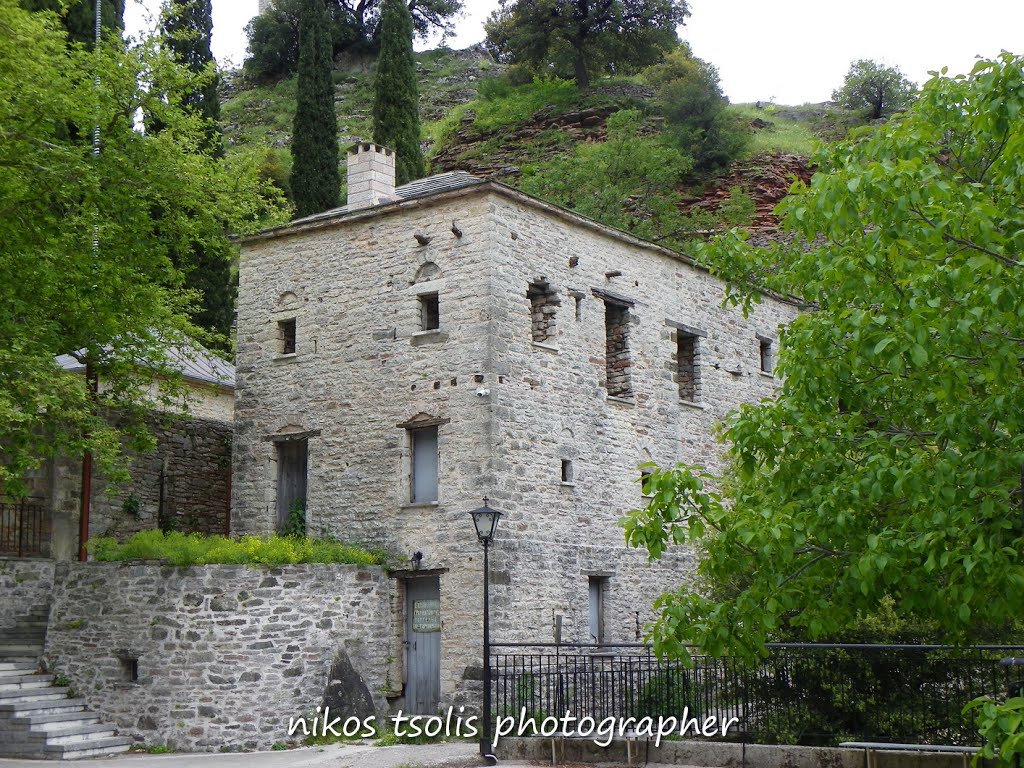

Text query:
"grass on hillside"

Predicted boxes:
[[729, 104, 818, 158]]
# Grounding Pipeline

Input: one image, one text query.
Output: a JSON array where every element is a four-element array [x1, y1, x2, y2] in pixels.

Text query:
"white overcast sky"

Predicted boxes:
[[126, 0, 1023, 104]]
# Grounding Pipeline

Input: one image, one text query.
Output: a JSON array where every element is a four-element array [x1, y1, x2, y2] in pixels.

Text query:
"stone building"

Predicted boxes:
[[1, 345, 235, 560], [233, 143, 798, 715]]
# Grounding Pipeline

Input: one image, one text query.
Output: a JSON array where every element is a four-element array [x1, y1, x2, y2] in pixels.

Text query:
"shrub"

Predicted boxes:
[[89, 530, 385, 566]]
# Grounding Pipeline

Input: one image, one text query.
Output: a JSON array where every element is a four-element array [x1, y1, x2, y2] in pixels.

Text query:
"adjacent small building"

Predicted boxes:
[[232, 142, 798, 715], [0, 345, 235, 560]]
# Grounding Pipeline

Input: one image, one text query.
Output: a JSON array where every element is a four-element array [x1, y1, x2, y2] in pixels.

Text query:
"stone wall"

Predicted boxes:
[[0, 558, 54, 631], [42, 562, 393, 752], [233, 183, 799, 713], [45, 414, 232, 560]]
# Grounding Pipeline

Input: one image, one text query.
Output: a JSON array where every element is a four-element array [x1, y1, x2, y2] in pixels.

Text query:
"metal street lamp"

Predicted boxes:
[[469, 498, 501, 761]]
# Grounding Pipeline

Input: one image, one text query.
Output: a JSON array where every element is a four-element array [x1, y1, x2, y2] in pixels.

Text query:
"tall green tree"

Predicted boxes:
[[162, 0, 221, 154], [0, 0, 287, 493], [484, 0, 689, 89], [621, 53, 1024, 658], [372, 0, 424, 185], [832, 59, 916, 119], [21, 0, 125, 47], [159, 0, 235, 342], [243, 0, 462, 82], [290, 0, 340, 218], [643, 45, 747, 172]]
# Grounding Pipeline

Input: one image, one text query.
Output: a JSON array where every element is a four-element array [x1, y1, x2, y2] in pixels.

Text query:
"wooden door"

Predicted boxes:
[[405, 576, 441, 714]]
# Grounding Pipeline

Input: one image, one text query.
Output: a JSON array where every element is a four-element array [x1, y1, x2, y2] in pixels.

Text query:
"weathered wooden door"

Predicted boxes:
[[275, 439, 307, 530], [405, 576, 441, 714]]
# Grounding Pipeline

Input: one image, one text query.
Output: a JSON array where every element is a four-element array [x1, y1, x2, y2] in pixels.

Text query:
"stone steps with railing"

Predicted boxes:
[[0, 611, 132, 760]]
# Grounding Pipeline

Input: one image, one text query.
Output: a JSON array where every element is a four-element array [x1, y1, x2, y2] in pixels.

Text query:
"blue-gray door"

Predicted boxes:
[[405, 576, 441, 714]]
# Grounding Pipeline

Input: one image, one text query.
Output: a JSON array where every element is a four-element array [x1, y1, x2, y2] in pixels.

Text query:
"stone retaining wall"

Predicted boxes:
[[0, 558, 55, 630], [41, 562, 392, 752]]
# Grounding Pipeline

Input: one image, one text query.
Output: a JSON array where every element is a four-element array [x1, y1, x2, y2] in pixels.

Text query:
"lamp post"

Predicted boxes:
[[469, 498, 501, 761]]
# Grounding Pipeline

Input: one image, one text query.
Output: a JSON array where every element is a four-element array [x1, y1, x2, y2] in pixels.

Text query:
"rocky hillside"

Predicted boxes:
[[221, 45, 859, 234]]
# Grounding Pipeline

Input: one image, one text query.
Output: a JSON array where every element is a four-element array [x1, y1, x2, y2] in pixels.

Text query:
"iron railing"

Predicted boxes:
[[491, 643, 1024, 746], [0, 498, 48, 557]]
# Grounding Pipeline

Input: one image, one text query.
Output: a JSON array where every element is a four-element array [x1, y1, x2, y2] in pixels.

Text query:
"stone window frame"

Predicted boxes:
[[757, 333, 775, 377], [397, 414, 450, 508], [666, 320, 706, 406], [419, 292, 440, 332], [277, 316, 297, 357], [527, 278, 561, 349], [263, 429, 321, 531], [593, 288, 635, 402]]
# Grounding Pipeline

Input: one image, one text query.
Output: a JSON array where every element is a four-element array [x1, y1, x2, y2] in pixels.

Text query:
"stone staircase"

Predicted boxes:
[[0, 606, 133, 760]]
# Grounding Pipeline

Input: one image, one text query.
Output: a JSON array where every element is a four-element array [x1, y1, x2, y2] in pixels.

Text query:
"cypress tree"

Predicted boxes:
[[21, 0, 125, 47], [372, 0, 424, 186], [291, 0, 340, 218], [160, 0, 233, 344], [163, 0, 222, 156]]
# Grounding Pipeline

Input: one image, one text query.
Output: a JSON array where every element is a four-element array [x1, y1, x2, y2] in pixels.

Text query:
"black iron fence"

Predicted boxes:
[[491, 643, 1024, 746], [0, 498, 48, 557]]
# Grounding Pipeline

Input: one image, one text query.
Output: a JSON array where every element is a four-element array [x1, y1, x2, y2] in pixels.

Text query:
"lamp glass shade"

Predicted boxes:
[[469, 503, 501, 544]]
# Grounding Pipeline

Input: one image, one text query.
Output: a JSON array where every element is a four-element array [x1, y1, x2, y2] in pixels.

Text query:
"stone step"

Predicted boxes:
[[0, 699, 88, 716], [0, 645, 44, 658], [27, 722, 118, 745], [0, 673, 55, 689], [0, 686, 71, 702], [0, 629, 47, 638], [0, 655, 40, 664], [43, 736, 133, 760], [0, 662, 39, 674], [12, 711, 100, 729]]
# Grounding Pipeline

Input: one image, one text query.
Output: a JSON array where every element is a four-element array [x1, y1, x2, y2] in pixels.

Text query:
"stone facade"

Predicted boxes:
[[41, 562, 391, 751], [0, 558, 55, 631], [28, 413, 233, 561], [233, 170, 798, 714]]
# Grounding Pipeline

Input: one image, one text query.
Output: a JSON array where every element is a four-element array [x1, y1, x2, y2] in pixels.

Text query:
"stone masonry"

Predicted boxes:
[[36, 414, 233, 560], [40, 562, 391, 751], [0, 558, 55, 632], [233, 161, 799, 714]]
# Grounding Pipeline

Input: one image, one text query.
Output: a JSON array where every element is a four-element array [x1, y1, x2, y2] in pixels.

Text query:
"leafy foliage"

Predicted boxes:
[[519, 109, 716, 245], [621, 53, 1024, 662], [159, 0, 236, 343], [484, 0, 689, 89], [21, 0, 124, 47], [966, 696, 1024, 766], [243, 0, 462, 82], [372, 0, 424, 185], [832, 59, 916, 120], [645, 46, 748, 171], [89, 530, 386, 565], [0, 0, 287, 495], [290, 0, 340, 217]]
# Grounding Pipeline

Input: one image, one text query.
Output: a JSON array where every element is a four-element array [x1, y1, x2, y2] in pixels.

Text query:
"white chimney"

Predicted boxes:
[[346, 142, 397, 210]]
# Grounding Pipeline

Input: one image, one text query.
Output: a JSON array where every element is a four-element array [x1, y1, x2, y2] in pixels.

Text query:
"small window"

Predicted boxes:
[[121, 657, 139, 683], [420, 293, 440, 331], [527, 280, 560, 343], [604, 301, 631, 398], [588, 576, 606, 643], [278, 318, 296, 355], [676, 332, 699, 401], [410, 426, 438, 504], [640, 468, 653, 497], [759, 337, 773, 374], [561, 459, 574, 483]]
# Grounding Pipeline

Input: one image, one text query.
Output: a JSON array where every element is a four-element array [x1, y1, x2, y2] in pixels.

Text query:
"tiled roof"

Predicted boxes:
[[56, 344, 235, 389], [290, 171, 484, 226]]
